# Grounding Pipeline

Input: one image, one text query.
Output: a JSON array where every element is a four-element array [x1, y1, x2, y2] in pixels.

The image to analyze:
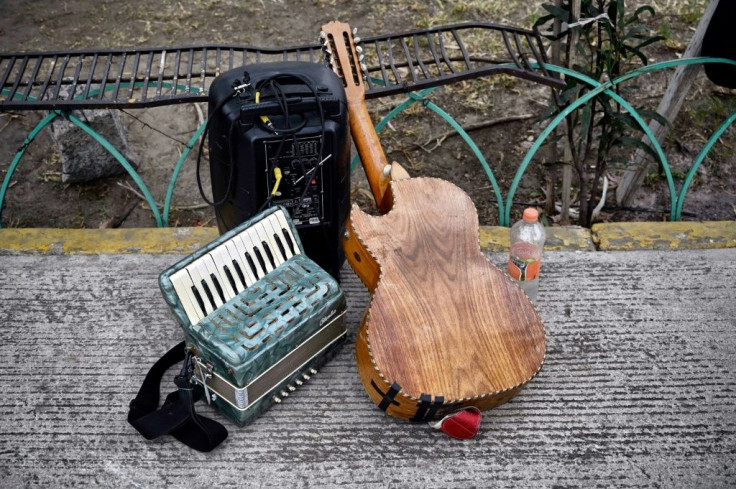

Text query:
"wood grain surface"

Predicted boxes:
[[323, 20, 544, 419], [351, 177, 545, 419], [0, 250, 734, 487]]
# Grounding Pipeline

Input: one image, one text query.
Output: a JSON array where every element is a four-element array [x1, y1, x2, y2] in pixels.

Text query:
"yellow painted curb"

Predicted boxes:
[[592, 221, 736, 250], [0, 227, 219, 255], [2, 222, 732, 255], [479, 225, 595, 252], [0, 226, 595, 255]]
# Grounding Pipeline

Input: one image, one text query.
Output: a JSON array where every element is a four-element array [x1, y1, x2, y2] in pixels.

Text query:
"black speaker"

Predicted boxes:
[[702, 2, 736, 89], [207, 62, 350, 279]]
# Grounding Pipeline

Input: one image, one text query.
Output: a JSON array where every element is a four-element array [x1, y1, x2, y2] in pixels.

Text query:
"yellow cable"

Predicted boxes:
[[257, 91, 282, 196], [271, 167, 282, 196], [255, 91, 273, 129]]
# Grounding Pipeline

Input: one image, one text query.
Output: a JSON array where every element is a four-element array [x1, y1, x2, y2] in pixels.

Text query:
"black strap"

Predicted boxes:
[[127, 342, 228, 452]]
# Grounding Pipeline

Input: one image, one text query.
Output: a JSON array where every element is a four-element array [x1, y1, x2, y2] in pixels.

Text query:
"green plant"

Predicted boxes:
[[680, 0, 705, 24], [535, 0, 666, 226]]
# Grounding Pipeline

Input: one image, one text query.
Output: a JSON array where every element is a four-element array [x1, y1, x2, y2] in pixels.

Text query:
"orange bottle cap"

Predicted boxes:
[[522, 208, 539, 223]]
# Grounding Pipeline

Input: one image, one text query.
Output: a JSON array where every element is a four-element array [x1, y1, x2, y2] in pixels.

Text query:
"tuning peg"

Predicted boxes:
[[360, 63, 368, 73], [273, 396, 282, 404], [355, 46, 363, 54], [309, 368, 317, 375], [353, 27, 358, 35], [359, 53, 365, 62], [280, 390, 289, 398], [354, 36, 361, 44], [302, 373, 311, 381], [319, 31, 326, 39], [295, 379, 303, 386], [288, 385, 296, 392]]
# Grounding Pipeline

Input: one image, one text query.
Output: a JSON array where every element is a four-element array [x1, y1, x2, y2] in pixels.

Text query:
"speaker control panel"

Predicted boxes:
[[263, 136, 326, 226]]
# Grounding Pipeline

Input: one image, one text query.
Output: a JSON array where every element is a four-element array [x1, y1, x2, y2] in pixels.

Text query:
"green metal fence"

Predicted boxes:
[[2, 57, 735, 228]]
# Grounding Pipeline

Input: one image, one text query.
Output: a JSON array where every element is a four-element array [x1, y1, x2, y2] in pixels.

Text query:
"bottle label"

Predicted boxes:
[[508, 242, 541, 281]]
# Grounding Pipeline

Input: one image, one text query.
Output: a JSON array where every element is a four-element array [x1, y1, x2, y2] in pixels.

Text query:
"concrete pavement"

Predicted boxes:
[[0, 224, 734, 487]]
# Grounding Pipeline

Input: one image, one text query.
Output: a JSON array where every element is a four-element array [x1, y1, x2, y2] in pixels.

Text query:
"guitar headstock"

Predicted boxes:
[[320, 21, 367, 101]]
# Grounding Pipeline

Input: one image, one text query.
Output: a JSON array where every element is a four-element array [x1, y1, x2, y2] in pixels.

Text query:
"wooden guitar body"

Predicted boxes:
[[321, 20, 545, 422], [346, 177, 545, 421]]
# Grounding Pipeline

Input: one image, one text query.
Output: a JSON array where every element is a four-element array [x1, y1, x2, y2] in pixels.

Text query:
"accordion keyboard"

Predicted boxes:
[[158, 205, 347, 425], [169, 210, 300, 325]]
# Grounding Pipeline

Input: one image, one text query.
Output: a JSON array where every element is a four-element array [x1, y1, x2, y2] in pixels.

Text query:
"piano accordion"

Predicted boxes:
[[158, 206, 347, 426]]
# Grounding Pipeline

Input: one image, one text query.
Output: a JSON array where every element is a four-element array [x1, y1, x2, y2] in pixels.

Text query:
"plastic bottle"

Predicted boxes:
[[508, 208, 546, 302]]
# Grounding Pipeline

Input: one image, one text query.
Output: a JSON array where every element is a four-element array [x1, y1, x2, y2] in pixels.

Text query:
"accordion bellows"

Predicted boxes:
[[159, 206, 347, 426]]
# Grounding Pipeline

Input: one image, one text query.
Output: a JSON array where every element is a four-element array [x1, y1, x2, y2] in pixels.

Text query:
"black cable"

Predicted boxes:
[[255, 73, 328, 213], [196, 88, 243, 207], [120, 108, 190, 146], [256, 78, 297, 213], [197, 70, 328, 215]]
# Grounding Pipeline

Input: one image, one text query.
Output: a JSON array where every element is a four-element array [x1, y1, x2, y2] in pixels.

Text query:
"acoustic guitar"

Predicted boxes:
[[321, 21, 546, 422]]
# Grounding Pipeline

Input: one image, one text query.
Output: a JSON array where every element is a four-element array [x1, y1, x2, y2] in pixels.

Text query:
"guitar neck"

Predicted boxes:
[[348, 98, 393, 212], [321, 20, 394, 213]]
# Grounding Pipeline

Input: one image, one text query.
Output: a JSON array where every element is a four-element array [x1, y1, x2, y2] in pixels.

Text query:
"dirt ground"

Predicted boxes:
[[0, 0, 734, 229]]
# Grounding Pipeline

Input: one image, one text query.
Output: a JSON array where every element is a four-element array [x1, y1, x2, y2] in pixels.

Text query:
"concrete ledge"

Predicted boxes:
[[592, 221, 736, 250], [3, 249, 735, 487], [480, 225, 595, 252], [1, 221, 733, 255], [0, 227, 219, 255], [0, 226, 596, 255]]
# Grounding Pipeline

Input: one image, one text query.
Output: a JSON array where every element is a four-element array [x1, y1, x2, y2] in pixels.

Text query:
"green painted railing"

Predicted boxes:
[[354, 58, 735, 226], [350, 86, 507, 222], [2, 57, 734, 228], [503, 57, 736, 226], [0, 81, 203, 228]]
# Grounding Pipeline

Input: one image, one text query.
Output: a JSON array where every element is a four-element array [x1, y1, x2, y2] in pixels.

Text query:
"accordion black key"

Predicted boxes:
[[158, 206, 347, 426]]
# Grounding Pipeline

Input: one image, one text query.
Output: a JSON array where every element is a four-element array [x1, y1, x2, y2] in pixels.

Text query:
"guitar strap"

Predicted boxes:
[[127, 342, 228, 452]]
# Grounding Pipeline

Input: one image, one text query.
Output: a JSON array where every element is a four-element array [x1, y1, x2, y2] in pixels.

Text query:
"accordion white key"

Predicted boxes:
[[158, 206, 347, 426]]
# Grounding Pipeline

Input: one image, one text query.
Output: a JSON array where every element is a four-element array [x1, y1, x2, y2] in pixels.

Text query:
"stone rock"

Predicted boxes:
[[49, 108, 134, 183], [46, 78, 135, 184]]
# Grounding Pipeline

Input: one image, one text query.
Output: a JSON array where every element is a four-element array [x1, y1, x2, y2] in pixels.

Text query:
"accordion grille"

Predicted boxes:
[[191, 256, 331, 357]]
